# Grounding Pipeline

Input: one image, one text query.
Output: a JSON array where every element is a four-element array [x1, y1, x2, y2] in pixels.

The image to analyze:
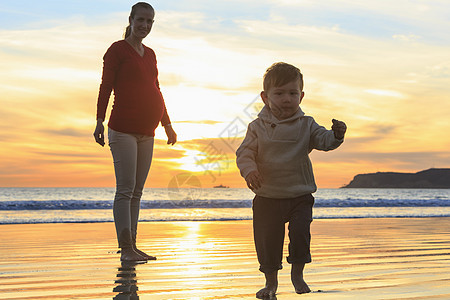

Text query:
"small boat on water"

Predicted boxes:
[[213, 184, 229, 188]]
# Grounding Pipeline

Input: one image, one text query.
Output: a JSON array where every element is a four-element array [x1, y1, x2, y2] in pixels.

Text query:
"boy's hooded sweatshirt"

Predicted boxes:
[[236, 105, 343, 199]]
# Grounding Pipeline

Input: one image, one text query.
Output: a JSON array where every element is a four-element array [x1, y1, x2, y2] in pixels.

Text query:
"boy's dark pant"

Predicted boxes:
[[252, 194, 314, 274]]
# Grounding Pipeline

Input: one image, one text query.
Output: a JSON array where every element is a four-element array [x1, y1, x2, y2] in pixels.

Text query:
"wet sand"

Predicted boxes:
[[0, 218, 449, 299]]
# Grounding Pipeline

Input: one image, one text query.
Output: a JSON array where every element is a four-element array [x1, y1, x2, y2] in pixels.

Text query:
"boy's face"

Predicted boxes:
[[261, 79, 304, 120]]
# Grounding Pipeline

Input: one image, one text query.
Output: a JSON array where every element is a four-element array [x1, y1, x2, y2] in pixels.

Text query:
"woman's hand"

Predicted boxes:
[[93, 120, 105, 146], [164, 124, 177, 145]]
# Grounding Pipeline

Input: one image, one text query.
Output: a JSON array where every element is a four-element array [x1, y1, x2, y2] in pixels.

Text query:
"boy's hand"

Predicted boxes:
[[245, 170, 263, 191], [332, 119, 347, 140]]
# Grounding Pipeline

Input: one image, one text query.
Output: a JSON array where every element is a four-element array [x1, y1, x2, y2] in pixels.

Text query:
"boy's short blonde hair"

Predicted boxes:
[[263, 62, 303, 92]]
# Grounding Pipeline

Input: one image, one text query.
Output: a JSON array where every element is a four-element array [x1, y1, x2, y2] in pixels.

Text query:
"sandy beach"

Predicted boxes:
[[0, 218, 449, 299]]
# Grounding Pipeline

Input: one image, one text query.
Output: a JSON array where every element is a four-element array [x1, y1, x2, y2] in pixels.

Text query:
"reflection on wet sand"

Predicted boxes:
[[113, 261, 141, 300], [1, 220, 449, 299]]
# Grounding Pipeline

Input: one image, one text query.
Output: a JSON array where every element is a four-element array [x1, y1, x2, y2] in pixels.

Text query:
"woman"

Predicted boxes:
[[94, 2, 177, 262]]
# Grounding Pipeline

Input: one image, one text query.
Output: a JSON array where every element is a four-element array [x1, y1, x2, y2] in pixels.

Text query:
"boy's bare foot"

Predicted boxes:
[[256, 271, 278, 299], [293, 278, 310, 294], [291, 263, 311, 294], [120, 247, 147, 262], [134, 248, 157, 260]]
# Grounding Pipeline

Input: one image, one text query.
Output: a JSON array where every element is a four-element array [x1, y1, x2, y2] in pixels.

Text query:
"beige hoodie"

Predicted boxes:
[[236, 105, 343, 199]]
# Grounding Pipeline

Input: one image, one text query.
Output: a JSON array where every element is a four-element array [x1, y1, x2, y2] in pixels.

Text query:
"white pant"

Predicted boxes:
[[108, 128, 154, 248]]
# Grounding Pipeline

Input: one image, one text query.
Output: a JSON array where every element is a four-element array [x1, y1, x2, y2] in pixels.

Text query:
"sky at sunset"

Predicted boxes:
[[1, 0, 449, 188]]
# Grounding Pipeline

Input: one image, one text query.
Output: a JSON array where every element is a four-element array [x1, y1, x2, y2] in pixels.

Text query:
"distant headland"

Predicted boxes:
[[342, 168, 450, 188]]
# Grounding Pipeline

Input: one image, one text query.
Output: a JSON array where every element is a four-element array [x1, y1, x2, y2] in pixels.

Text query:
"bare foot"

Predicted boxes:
[[256, 271, 278, 299], [291, 263, 311, 294], [256, 287, 277, 299], [120, 247, 147, 262], [293, 278, 310, 294], [134, 248, 157, 260]]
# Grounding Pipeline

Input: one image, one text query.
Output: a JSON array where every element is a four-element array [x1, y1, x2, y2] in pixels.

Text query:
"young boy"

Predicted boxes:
[[236, 62, 346, 298]]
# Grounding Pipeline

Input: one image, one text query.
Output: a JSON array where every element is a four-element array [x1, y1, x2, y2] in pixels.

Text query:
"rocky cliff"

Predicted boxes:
[[342, 168, 450, 188]]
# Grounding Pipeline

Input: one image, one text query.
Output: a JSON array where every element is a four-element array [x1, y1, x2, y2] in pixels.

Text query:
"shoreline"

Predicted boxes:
[[2, 215, 450, 226], [1, 218, 449, 299]]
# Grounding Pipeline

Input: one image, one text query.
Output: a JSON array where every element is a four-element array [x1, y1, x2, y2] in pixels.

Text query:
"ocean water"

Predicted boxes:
[[0, 187, 449, 224]]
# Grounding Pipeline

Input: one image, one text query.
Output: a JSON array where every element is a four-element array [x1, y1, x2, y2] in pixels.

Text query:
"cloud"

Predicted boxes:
[[365, 89, 405, 98], [312, 149, 450, 170], [181, 138, 240, 155], [392, 34, 421, 42], [39, 128, 88, 138], [175, 120, 222, 125]]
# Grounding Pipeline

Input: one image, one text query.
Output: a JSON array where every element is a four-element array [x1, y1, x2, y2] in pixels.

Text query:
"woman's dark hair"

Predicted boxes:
[[124, 2, 154, 38]]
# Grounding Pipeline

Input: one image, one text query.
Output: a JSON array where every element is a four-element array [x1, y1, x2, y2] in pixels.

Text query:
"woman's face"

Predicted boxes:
[[130, 7, 155, 39]]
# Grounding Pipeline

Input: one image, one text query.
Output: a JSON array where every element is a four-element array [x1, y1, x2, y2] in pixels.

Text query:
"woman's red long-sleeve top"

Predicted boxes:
[[96, 40, 169, 137]]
